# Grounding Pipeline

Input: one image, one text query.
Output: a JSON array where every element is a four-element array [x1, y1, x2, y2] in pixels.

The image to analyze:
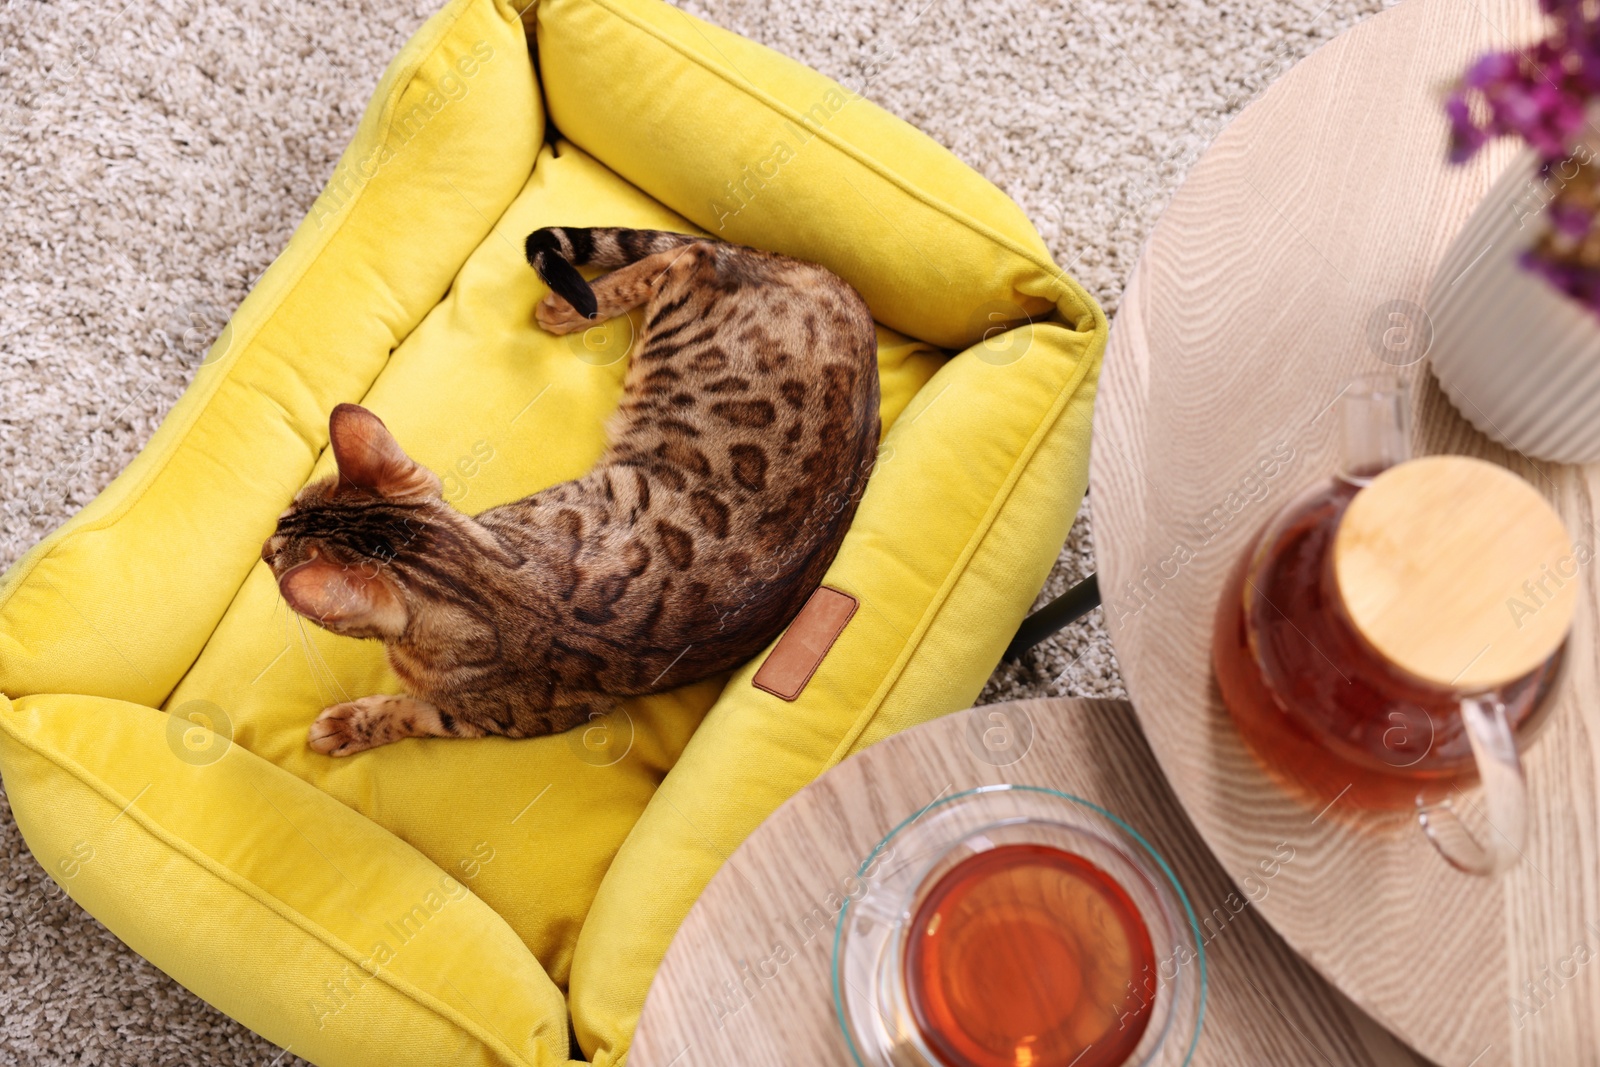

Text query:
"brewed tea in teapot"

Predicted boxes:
[[1212, 377, 1574, 875]]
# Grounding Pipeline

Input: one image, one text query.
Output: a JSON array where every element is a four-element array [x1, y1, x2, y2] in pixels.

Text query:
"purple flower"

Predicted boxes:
[[1449, 3, 1600, 316], [1551, 202, 1591, 238], [1463, 51, 1519, 89], [1446, 93, 1486, 163]]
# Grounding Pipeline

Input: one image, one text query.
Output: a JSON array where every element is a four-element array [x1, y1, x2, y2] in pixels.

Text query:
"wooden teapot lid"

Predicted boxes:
[[1332, 455, 1576, 691]]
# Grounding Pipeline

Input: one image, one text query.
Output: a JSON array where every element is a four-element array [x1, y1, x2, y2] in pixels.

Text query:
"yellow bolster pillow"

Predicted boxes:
[[0, 692, 575, 1067]]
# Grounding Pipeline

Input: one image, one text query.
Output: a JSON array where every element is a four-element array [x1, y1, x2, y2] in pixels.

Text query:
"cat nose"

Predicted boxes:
[[261, 537, 277, 563]]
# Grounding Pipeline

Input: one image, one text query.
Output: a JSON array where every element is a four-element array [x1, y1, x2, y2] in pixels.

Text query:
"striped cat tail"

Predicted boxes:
[[524, 227, 704, 319]]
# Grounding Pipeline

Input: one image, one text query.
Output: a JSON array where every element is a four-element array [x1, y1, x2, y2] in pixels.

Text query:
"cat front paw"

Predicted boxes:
[[309, 696, 404, 756], [535, 292, 594, 335]]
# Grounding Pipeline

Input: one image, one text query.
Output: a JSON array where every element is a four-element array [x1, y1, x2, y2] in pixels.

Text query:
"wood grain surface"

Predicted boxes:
[[630, 699, 1430, 1067], [1089, 0, 1600, 1063]]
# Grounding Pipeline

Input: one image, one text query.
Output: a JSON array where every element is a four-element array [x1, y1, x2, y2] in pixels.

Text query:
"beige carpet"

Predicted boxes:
[[0, 0, 1390, 1061]]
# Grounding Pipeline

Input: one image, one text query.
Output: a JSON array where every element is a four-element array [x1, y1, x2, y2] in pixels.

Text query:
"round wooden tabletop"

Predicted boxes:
[[1089, 0, 1600, 1063], [629, 699, 1428, 1067]]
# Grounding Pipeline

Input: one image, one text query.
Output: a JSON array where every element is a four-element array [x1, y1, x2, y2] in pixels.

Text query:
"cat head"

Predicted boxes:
[[262, 404, 449, 640]]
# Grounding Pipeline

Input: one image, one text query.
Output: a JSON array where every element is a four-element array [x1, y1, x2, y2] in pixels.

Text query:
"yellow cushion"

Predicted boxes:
[[0, 0, 1103, 1064]]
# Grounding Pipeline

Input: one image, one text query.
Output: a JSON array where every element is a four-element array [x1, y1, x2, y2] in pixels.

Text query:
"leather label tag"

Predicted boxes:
[[752, 586, 858, 701]]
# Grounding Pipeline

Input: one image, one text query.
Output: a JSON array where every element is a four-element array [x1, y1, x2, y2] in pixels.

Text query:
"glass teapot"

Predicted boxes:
[[1212, 377, 1575, 876]]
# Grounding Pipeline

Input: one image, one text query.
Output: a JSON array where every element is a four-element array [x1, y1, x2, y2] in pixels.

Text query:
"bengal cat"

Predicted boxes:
[[260, 227, 880, 755]]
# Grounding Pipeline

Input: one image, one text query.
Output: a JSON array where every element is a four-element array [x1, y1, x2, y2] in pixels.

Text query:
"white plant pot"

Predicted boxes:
[[1428, 150, 1600, 464]]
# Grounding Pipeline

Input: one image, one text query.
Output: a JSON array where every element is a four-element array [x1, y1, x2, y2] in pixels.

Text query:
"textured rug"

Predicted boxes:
[[0, 0, 1390, 1061]]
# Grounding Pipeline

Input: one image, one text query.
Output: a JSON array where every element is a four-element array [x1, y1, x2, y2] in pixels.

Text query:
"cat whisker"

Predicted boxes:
[[290, 615, 325, 703], [293, 614, 348, 707], [303, 615, 354, 704]]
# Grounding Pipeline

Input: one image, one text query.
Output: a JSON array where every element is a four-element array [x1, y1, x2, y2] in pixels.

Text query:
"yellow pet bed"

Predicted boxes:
[[0, 0, 1103, 1063]]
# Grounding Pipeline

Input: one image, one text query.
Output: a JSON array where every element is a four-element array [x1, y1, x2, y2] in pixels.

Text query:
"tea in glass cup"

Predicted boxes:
[[834, 786, 1204, 1067], [902, 842, 1158, 1067]]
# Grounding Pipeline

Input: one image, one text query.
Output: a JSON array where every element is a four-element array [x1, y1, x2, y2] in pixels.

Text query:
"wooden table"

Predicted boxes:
[[630, 699, 1428, 1067], [1089, 0, 1600, 1064]]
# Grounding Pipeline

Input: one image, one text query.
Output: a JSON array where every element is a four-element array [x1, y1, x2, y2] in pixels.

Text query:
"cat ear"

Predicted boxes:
[[328, 404, 442, 499], [279, 557, 408, 636]]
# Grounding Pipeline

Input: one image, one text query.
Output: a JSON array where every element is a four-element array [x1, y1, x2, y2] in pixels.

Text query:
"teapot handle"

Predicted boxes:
[[1416, 695, 1526, 876]]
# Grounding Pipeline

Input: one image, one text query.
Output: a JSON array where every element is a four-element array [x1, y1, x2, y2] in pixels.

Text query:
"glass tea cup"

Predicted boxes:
[[834, 786, 1205, 1067]]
